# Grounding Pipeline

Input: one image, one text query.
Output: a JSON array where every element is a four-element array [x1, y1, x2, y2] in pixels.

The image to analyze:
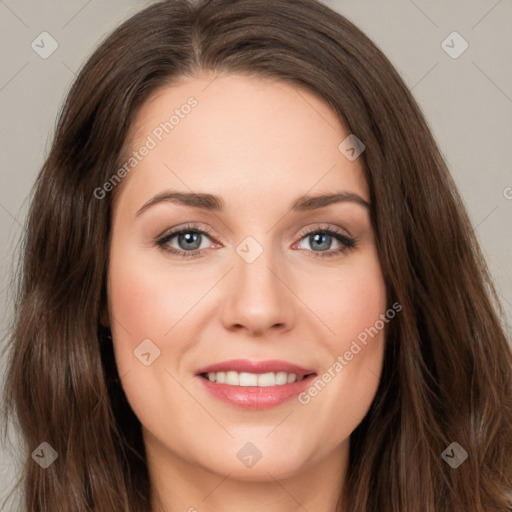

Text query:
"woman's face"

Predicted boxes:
[[107, 73, 387, 482]]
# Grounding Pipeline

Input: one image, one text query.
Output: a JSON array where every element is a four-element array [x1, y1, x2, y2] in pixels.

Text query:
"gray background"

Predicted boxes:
[[1, 0, 511, 508]]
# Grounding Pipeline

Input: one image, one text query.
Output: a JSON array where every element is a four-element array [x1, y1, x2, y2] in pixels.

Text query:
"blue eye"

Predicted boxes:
[[295, 228, 357, 258], [156, 223, 213, 259], [156, 223, 357, 259], [167, 230, 204, 250]]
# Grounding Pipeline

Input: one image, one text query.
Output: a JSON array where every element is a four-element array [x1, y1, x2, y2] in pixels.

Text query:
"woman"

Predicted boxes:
[[2, 0, 511, 510]]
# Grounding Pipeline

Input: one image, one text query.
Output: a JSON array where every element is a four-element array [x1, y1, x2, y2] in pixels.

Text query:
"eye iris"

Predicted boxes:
[[310, 232, 331, 251], [179, 232, 201, 250]]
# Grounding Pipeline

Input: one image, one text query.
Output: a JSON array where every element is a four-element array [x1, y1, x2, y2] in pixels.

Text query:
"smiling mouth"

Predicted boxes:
[[195, 359, 317, 408], [199, 371, 315, 386]]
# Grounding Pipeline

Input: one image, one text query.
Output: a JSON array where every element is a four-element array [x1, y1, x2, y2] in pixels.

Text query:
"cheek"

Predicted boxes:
[[107, 244, 208, 344], [106, 251, 199, 435], [329, 252, 388, 386], [295, 251, 388, 442], [108, 266, 169, 339], [106, 242, 218, 417], [307, 250, 387, 349]]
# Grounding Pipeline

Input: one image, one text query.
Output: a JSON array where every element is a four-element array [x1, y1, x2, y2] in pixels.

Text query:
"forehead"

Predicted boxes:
[[116, 73, 369, 213]]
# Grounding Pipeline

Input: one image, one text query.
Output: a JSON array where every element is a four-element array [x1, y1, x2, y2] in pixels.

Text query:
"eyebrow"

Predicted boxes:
[[135, 190, 371, 217]]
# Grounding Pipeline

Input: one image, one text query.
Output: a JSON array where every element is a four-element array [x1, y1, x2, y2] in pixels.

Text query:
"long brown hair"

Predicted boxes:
[[2, 0, 511, 510]]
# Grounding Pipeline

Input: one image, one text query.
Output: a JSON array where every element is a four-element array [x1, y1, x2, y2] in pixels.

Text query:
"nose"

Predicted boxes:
[[220, 244, 296, 337]]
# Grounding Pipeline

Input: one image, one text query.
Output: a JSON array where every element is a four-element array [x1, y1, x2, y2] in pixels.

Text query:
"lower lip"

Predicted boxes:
[[197, 374, 316, 409]]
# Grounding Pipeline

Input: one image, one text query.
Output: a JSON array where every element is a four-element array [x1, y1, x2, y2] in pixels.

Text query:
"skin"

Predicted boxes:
[[106, 73, 387, 512]]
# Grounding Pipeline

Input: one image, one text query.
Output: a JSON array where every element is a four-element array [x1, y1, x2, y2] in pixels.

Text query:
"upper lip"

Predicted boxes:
[[196, 359, 316, 377]]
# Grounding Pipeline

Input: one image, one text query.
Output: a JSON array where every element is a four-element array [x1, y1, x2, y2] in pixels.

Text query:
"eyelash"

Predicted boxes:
[[156, 223, 357, 260]]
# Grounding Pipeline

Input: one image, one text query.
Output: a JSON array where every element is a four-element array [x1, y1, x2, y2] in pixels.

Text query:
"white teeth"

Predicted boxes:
[[225, 371, 239, 385], [276, 371, 288, 385], [204, 371, 307, 386], [257, 372, 276, 387], [239, 372, 258, 386]]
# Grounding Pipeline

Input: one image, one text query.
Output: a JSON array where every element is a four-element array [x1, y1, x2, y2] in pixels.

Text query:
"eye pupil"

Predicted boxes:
[[179, 232, 201, 250], [310, 232, 331, 251]]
